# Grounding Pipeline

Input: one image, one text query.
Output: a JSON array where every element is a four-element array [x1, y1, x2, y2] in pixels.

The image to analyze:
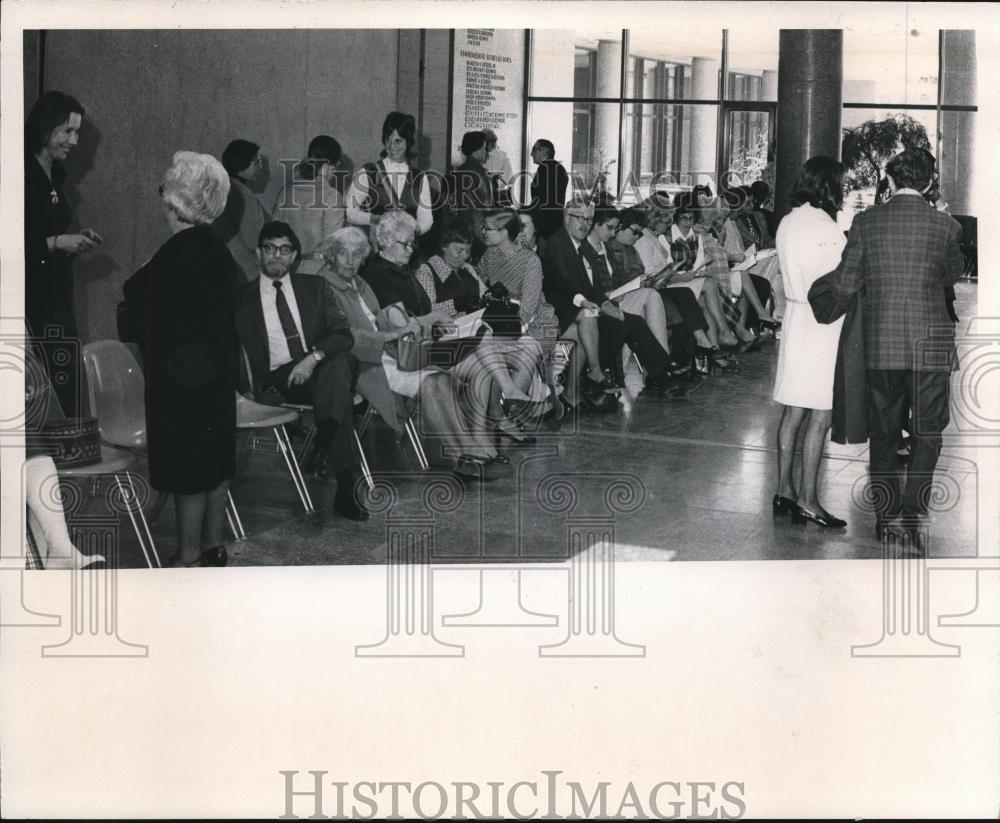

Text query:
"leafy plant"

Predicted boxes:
[[728, 122, 770, 187], [841, 114, 931, 193]]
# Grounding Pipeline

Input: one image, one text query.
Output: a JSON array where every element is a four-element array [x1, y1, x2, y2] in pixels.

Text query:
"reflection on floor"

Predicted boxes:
[[103, 281, 982, 567]]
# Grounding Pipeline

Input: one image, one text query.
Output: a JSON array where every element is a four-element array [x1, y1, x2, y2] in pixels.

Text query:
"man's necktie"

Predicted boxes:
[[591, 253, 613, 292], [577, 244, 594, 286], [273, 280, 306, 361]]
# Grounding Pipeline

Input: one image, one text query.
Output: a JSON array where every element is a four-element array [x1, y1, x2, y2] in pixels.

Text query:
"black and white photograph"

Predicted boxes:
[[1, 0, 998, 818]]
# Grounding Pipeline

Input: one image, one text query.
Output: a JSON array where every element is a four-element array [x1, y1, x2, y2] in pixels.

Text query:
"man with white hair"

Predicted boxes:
[[542, 195, 685, 407]]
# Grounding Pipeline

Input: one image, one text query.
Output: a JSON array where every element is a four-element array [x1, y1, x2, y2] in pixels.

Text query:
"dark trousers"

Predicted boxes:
[[741, 274, 773, 328], [658, 290, 697, 363], [597, 313, 670, 380], [265, 352, 358, 473], [663, 286, 709, 332], [867, 368, 951, 517]]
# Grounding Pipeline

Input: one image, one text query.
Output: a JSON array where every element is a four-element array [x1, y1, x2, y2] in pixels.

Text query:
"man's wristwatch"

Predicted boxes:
[[311, 349, 325, 363]]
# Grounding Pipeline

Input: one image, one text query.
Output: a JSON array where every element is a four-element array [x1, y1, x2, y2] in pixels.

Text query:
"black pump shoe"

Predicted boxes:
[[791, 505, 846, 528], [772, 494, 797, 516], [199, 545, 228, 567], [334, 470, 370, 521]]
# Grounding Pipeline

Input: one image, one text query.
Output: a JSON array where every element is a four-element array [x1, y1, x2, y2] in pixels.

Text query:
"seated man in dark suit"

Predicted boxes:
[[541, 195, 684, 409], [234, 221, 368, 520]]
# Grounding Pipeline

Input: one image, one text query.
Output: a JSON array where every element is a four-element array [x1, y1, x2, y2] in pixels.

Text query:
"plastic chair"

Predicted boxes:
[[80, 341, 160, 567], [81, 340, 147, 450], [56, 447, 162, 568], [228, 393, 314, 540]]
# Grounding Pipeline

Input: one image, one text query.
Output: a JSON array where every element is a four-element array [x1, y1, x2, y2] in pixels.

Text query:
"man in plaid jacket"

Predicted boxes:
[[821, 148, 965, 536]]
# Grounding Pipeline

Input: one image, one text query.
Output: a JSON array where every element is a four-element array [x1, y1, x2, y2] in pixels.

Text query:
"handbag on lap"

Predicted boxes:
[[375, 301, 482, 372], [478, 281, 523, 337]]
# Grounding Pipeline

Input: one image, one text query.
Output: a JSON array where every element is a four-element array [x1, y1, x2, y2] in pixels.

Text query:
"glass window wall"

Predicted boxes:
[[525, 28, 975, 212]]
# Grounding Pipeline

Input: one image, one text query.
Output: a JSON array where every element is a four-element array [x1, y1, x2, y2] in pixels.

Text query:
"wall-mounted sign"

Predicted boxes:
[[452, 28, 525, 181]]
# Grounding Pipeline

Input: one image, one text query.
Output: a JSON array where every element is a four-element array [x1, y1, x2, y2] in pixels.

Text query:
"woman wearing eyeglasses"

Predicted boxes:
[[417, 218, 551, 443], [359, 211, 511, 478], [122, 151, 241, 566]]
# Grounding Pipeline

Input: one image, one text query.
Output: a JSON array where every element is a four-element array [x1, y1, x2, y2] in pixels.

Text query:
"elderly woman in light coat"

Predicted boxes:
[[320, 226, 411, 434], [322, 225, 508, 479]]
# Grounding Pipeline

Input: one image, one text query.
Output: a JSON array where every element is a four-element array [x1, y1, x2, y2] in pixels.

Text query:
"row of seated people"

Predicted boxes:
[[120, 149, 783, 567], [236, 188, 784, 498]]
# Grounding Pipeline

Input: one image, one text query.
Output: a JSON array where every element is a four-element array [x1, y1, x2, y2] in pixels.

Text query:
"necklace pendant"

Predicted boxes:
[[50, 190, 59, 206]]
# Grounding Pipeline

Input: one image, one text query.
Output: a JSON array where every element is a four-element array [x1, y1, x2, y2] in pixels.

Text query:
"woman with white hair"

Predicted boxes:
[[321, 225, 414, 434], [359, 211, 511, 478], [122, 151, 241, 567]]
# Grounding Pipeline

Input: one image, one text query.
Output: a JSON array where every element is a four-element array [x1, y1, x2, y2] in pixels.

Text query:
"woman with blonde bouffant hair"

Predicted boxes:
[[122, 151, 242, 567]]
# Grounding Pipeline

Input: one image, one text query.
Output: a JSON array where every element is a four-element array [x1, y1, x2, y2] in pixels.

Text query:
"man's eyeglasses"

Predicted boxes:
[[567, 213, 593, 224], [261, 242, 295, 256]]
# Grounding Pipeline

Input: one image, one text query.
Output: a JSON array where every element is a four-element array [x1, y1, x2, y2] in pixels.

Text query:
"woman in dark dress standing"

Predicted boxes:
[[122, 151, 240, 567], [24, 91, 102, 417]]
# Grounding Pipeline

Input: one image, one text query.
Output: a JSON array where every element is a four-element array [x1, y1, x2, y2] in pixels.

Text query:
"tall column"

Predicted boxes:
[[688, 56, 719, 186], [774, 31, 843, 222], [593, 39, 622, 196], [762, 69, 778, 103], [939, 30, 976, 217]]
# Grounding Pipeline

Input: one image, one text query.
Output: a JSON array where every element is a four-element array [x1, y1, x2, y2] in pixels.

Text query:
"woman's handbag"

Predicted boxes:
[[478, 282, 523, 337], [396, 332, 434, 372], [26, 417, 102, 467]]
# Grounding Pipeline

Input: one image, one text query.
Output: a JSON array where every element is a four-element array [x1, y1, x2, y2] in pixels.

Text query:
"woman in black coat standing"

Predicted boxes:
[[24, 91, 102, 417], [122, 151, 240, 567]]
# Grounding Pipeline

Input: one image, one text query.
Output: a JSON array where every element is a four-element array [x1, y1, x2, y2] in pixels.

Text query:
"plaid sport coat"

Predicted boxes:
[[823, 193, 964, 371]]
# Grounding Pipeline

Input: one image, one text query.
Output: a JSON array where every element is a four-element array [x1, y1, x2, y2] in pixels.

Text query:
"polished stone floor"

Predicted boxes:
[[101, 281, 983, 567]]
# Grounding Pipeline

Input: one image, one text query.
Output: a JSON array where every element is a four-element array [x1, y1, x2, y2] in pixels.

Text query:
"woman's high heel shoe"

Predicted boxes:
[[500, 395, 545, 425], [791, 505, 846, 528], [199, 546, 228, 567], [772, 494, 797, 516], [694, 346, 717, 376], [46, 550, 107, 570], [171, 546, 229, 568], [496, 424, 537, 446], [710, 351, 741, 374], [757, 318, 782, 331]]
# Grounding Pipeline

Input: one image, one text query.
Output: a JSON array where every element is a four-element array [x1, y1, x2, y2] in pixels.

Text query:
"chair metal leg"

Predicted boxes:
[[354, 429, 375, 491], [114, 472, 160, 568], [404, 418, 429, 470], [357, 405, 377, 438], [298, 423, 318, 466], [226, 490, 246, 540], [125, 472, 160, 568], [274, 425, 315, 513]]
